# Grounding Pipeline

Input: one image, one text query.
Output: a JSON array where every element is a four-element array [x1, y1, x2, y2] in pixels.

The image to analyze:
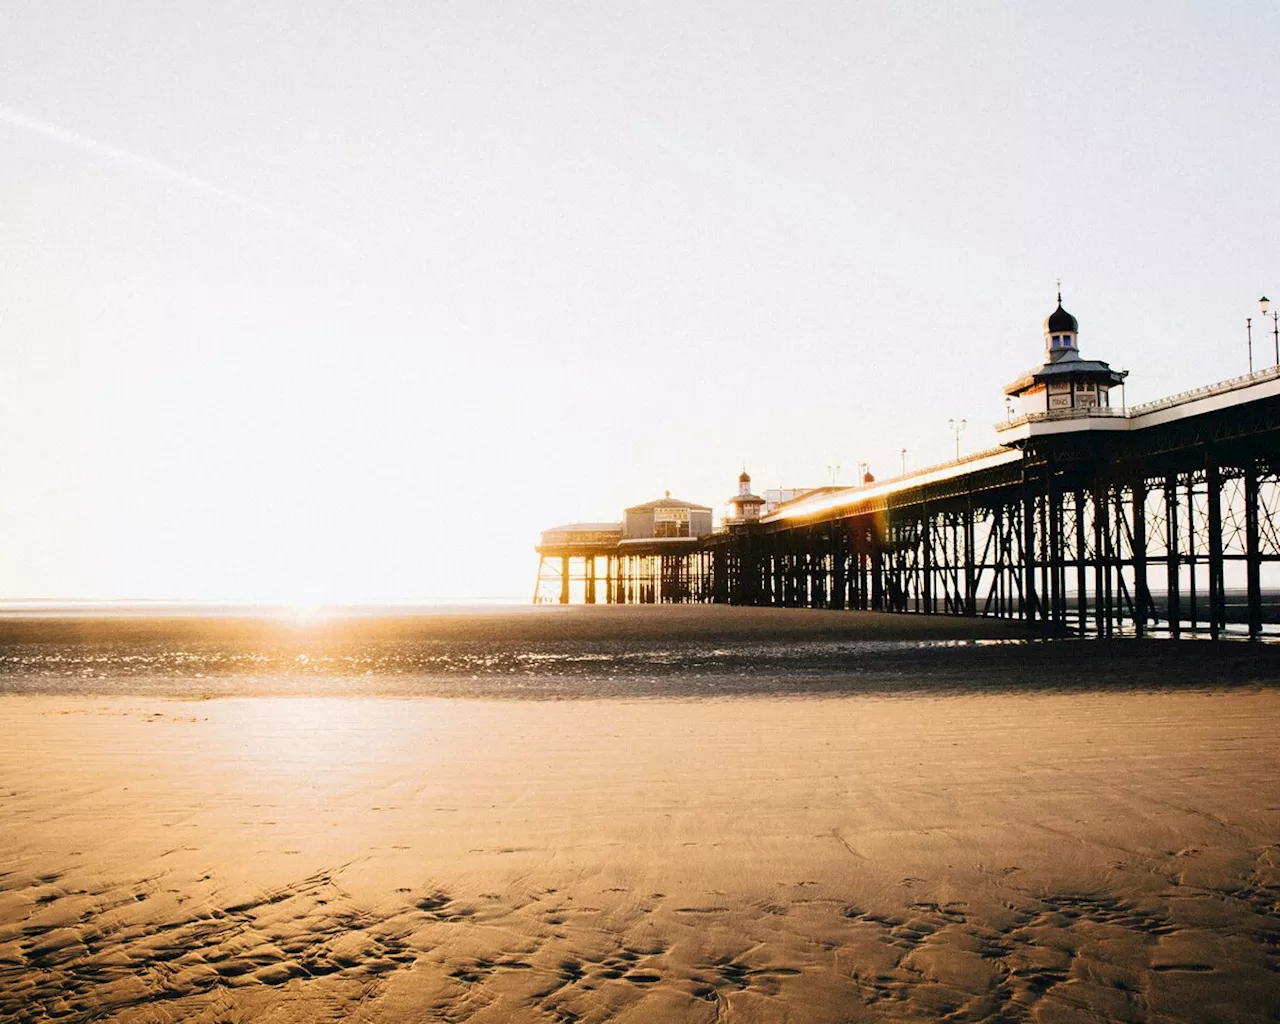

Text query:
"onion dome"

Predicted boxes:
[[1044, 302, 1079, 334], [739, 470, 751, 483]]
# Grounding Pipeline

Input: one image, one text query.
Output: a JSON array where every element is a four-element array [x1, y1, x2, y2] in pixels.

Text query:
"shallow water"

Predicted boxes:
[[0, 606, 1275, 698]]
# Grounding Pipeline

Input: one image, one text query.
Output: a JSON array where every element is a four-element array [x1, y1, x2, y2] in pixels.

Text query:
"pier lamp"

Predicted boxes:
[[948, 419, 967, 461], [1262, 297, 1278, 366]]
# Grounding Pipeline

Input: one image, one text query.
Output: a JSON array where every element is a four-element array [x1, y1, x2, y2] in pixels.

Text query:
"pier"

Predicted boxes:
[[535, 301, 1280, 637]]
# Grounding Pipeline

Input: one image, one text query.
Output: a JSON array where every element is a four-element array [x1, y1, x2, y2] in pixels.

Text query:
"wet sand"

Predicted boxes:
[[1, 607, 1279, 1022]]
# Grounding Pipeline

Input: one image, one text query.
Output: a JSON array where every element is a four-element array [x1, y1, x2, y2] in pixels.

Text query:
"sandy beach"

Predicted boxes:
[[2, 607, 1279, 1022]]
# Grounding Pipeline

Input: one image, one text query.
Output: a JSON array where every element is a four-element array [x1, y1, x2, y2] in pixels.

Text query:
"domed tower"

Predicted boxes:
[[727, 469, 765, 523], [1004, 291, 1127, 418], [1044, 289, 1080, 361]]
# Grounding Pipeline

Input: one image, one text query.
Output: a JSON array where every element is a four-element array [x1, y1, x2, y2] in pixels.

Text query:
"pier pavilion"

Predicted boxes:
[[534, 299, 1280, 636]]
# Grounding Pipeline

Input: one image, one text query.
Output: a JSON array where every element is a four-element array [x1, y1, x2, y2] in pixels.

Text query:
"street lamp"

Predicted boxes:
[[1262, 296, 1278, 366], [948, 418, 967, 461], [1247, 316, 1254, 373]]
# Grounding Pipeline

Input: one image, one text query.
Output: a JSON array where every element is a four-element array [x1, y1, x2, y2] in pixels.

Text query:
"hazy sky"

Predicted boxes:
[[2, 1, 1278, 602]]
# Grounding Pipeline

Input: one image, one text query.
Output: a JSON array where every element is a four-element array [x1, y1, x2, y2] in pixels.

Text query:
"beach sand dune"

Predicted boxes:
[[1, 608, 1278, 1022]]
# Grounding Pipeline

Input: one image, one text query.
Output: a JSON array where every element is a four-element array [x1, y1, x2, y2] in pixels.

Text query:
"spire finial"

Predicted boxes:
[[1056, 278, 1062, 305]]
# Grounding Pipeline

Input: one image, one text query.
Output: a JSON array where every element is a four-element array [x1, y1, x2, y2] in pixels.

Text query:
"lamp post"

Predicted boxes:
[[1247, 317, 1254, 373], [1262, 296, 1278, 366], [948, 419, 967, 461]]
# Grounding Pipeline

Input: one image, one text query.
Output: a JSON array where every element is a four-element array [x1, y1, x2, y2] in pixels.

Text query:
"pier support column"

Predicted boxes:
[[1023, 489, 1037, 625], [560, 556, 570, 605], [1075, 490, 1088, 635], [1186, 477, 1198, 628], [1132, 476, 1148, 637], [1166, 475, 1180, 635], [1093, 486, 1106, 636], [871, 516, 885, 611], [1246, 456, 1263, 637], [1207, 454, 1224, 638], [922, 504, 934, 614], [832, 525, 846, 610], [1048, 482, 1062, 628], [964, 499, 976, 617]]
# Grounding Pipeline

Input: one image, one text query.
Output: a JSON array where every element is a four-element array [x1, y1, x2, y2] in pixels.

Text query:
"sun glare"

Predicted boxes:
[[277, 604, 334, 626]]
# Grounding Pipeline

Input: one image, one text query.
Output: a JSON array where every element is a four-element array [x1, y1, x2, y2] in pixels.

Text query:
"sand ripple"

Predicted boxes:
[[2, 852, 1278, 1023]]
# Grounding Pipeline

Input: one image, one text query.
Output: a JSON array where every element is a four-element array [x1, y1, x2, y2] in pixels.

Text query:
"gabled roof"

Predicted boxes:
[[625, 496, 712, 513]]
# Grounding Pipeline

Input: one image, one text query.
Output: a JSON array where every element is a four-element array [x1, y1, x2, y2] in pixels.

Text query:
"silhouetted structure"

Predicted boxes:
[[1006, 293, 1127, 416], [725, 471, 765, 524], [536, 300, 1280, 636]]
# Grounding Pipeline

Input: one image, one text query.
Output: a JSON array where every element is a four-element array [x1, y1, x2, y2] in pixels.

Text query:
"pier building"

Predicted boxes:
[[625, 493, 713, 540], [725, 472, 765, 524], [534, 493, 714, 605], [535, 297, 1280, 636], [1005, 294, 1128, 416]]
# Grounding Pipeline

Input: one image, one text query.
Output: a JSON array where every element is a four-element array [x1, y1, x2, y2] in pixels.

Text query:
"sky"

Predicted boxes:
[[1, 1, 1279, 603]]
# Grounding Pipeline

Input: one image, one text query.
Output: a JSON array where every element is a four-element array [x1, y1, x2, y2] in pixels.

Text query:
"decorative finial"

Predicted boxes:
[[1056, 278, 1062, 305]]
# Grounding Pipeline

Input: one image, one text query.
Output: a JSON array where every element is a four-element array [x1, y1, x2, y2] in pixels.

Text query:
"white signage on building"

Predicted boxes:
[[654, 507, 690, 525]]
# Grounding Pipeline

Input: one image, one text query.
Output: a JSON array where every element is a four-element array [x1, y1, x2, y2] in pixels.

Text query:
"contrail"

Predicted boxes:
[[0, 102, 322, 234]]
